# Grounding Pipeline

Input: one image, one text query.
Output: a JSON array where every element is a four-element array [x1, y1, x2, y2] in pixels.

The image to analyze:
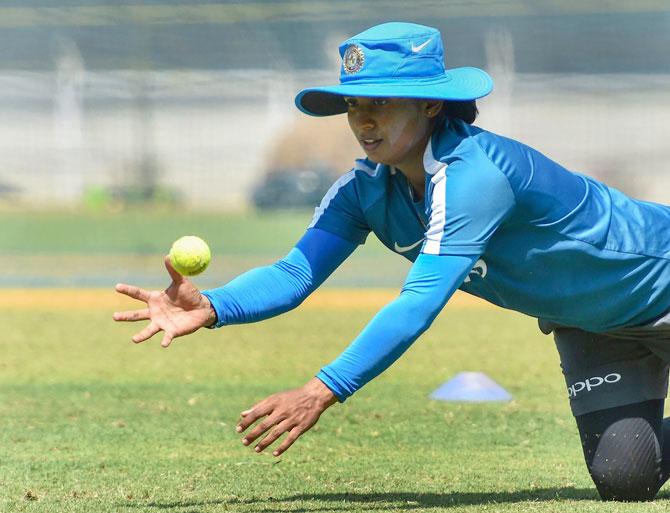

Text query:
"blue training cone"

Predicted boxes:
[[430, 371, 512, 402]]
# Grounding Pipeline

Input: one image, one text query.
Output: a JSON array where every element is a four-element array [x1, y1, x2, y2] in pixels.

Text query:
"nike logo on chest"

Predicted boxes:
[[394, 238, 425, 253]]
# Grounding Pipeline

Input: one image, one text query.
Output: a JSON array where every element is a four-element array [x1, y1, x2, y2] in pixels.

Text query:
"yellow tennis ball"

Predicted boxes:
[[169, 236, 211, 276]]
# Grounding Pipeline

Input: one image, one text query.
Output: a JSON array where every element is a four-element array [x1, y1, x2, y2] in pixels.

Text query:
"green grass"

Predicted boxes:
[[2, 301, 669, 512]]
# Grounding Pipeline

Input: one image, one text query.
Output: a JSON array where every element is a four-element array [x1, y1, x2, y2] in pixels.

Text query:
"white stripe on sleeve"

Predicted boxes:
[[423, 166, 448, 255]]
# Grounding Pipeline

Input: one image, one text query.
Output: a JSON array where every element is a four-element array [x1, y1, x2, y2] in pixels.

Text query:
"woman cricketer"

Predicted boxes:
[[114, 22, 670, 501]]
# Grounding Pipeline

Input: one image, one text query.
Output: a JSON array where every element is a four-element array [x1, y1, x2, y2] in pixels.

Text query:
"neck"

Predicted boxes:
[[400, 168, 424, 200], [396, 140, 428, 201]]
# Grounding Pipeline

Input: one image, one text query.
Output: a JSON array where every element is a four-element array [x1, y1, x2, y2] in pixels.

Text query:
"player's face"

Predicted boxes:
[[345, 97, 441, 172]]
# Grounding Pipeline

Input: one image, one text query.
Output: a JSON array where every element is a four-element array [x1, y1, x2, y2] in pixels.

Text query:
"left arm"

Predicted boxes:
[[237, 252, 477, 455], [239, 145, 517, 455], [316, 252, 477, 400]]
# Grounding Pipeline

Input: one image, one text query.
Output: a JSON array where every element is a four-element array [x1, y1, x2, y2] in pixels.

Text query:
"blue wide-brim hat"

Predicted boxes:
[[295, 22, 493, 117]]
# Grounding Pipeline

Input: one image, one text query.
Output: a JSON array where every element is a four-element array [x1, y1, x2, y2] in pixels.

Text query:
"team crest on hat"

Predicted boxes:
[[342, 44, 365, 74]]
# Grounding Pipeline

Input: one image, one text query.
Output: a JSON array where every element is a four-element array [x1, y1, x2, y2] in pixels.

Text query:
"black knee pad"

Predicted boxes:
[[577, 401, 664, 502], [586, 416, 661, 501]]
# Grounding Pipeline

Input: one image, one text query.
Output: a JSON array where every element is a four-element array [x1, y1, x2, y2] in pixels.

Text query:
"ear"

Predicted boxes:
[[423, 100, 444, 119]]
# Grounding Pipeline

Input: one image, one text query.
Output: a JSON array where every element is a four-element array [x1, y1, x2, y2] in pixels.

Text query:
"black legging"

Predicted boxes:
[[576, 399, 670, 501]]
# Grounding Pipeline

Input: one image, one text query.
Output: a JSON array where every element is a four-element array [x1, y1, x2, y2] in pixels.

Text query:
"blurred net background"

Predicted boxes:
[[1, 0, 669, 289]]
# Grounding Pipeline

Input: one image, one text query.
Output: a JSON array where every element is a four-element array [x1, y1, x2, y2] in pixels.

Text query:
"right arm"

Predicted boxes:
[[113, 228, 357, 346], [114, 164, 371, 345]]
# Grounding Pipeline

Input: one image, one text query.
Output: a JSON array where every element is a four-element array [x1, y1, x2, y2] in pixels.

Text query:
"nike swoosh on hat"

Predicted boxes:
[[411, 38, 432, 53]]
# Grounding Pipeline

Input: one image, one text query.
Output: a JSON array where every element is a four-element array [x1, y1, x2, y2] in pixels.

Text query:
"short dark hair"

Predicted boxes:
[[441, 100, 478, 124]]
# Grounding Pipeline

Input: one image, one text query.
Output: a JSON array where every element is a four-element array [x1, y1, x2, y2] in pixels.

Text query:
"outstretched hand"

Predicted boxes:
[[237, 378, 338, 457], [113, 256, 216, 347]]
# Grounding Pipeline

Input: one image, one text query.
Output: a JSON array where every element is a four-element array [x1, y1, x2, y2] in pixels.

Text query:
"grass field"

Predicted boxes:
[[1, 210, 669, 512], [1, 289, 669, 513]]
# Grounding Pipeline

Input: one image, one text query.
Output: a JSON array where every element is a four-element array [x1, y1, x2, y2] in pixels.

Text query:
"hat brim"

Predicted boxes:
[[295, 67, 493, 117]]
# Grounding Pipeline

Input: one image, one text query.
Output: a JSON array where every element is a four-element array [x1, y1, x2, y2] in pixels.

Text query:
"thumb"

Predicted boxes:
[[164, 255, 185, 284]]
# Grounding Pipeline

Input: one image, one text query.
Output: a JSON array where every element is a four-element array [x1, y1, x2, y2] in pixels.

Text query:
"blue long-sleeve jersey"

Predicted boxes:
[[203, 118, 670, 401]]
